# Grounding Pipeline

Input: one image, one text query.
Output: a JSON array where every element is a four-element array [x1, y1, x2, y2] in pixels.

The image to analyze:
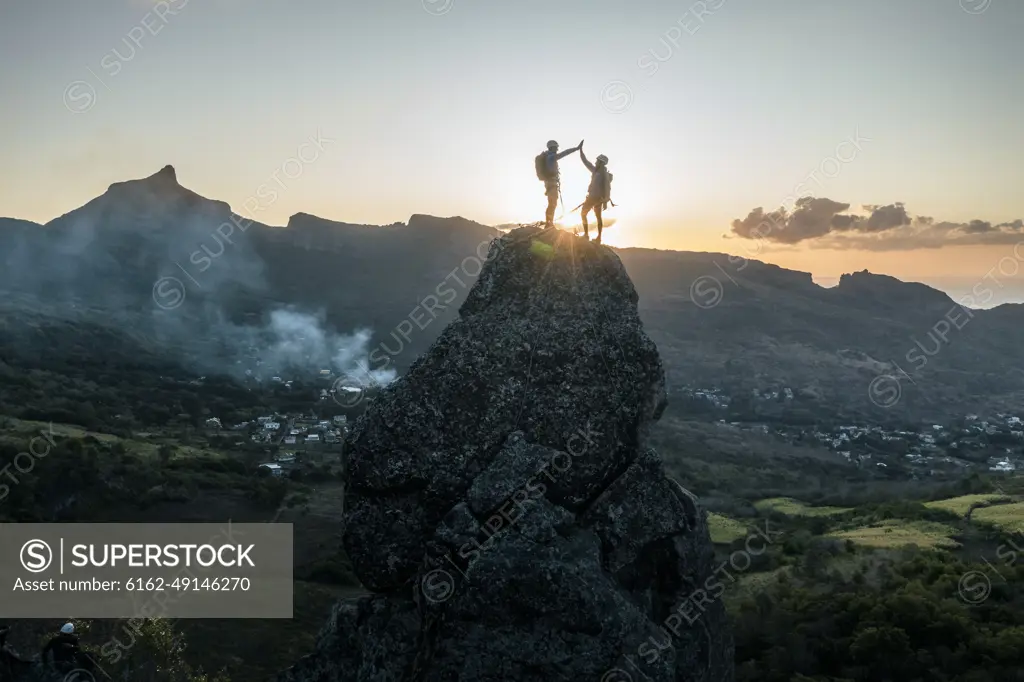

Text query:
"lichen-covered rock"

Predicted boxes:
[[343, 226, 667, 590], [278, 225, 734, 682], [465, 431, 563, 516], [581, 448, 701, 574]]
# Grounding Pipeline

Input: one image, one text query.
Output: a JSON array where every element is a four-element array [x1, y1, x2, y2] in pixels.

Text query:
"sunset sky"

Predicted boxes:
[[2, 0, 1023, 299]]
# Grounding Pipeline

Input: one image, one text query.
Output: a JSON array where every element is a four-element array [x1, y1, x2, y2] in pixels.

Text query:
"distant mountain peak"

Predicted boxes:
[[834, 268, 953, 309], [837, 269, 917, 288], [407, 214, 493, 232], [155, 164, 177, 182], [281, 212, 498, 236], [839, 269, 887, 282], [107, 164, 179, 192], [95, 164, 234, 217], [284, 213, 392, 231]]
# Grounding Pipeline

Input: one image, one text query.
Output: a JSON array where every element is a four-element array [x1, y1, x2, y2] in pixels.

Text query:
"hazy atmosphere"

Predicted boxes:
[[2, 0, 1024, 300], [3, 3, 1024, 682]]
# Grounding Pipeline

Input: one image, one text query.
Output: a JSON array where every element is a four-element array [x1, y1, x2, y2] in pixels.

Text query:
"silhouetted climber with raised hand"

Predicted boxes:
[[578, 143, 614, 244], [536, 139, 583, 227]]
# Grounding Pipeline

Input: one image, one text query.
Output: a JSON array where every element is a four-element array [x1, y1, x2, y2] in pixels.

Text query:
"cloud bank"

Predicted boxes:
[[730, 197, 1023, 251]]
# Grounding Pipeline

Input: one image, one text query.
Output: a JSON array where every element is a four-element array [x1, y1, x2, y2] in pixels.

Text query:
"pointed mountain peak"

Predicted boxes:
[[107, 165, 181, 194], [153, 164, 177, 183], [136, 164, 180, 191], [99, 164, 231, 213]]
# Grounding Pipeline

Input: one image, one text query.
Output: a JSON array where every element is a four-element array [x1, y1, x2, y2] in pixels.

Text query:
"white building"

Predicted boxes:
[[264, 421, 280, 430], [259, 463, 284, 476]]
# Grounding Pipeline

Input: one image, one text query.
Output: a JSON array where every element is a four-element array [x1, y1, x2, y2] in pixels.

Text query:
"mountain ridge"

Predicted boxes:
[[1, 165, 955, 302], [2, 166, 1021, 423]]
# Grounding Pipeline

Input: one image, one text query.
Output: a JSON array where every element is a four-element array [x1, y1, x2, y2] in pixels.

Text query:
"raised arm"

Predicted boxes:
[[556, 138, 584, 160], [579, 148, 596, 172]]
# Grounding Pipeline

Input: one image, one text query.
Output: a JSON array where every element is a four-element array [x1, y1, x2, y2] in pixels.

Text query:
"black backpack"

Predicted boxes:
[[535, 152, 553, 181], [49, 636, 78, 665]]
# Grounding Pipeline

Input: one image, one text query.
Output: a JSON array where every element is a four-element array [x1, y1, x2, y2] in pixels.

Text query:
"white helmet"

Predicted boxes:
[[61, 623, 74, 634], [547, 140, 558, 150], [596, 154, 609, 165]]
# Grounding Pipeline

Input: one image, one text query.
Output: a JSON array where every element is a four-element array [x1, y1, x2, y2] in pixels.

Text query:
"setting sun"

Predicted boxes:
[[5, 2, 1024, 680]]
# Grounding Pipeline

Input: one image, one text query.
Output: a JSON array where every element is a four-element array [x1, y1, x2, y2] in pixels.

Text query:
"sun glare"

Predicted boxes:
[[552, 206, 630, 248], [496, 154, 639, 249]]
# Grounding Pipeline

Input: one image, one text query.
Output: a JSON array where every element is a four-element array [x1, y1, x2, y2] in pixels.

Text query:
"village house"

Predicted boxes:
[[259, 463, 284, 477]]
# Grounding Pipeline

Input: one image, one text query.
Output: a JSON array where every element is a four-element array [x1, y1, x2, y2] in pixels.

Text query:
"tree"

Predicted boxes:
[[158, 444, 175, 465], [90, 618, 231, 681]]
